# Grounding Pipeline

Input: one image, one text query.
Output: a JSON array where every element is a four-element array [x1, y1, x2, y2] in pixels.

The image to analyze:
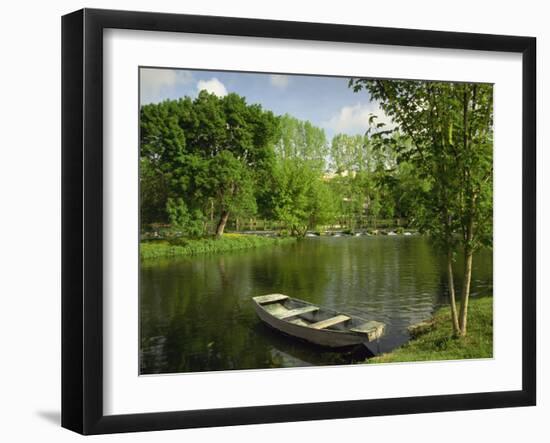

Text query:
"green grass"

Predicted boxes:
[[140, 233, 296, 259], [369, 296, 493, 364]]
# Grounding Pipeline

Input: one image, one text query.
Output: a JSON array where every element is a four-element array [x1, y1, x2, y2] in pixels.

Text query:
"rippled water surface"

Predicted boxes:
[[140, 236, 493, 374]]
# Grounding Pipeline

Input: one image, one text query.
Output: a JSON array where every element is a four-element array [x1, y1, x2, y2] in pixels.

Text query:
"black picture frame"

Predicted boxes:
[[61, 8, 536, 435]]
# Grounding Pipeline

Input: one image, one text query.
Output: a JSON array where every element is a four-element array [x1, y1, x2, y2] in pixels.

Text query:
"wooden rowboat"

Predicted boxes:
[[252, 294, 385, 348]]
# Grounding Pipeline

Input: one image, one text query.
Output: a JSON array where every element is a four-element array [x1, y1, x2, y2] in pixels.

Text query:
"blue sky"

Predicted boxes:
[[139, 67, 392, 140]]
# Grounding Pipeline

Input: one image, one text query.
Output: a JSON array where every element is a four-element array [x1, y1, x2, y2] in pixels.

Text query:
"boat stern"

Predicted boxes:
[[350, 320, 386, 342]]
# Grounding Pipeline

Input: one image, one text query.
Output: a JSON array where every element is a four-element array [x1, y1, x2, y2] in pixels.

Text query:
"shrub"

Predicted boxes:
[[141, 234, 296, 259]]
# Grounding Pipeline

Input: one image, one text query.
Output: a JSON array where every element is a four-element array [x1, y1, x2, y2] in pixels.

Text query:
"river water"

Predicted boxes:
[[140, 235, 492, 374]]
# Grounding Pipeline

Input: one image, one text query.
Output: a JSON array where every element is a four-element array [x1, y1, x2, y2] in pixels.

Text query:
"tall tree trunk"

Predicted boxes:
[[457, 90, 472, 336], [215, 211, 229, 238], [459, 250, 474, 336], [447, 250, 460, 335]]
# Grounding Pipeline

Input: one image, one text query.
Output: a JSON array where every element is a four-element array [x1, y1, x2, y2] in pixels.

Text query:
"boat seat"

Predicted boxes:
[[309, 314, 350, 330], [276, 306, 319, 320], [254, 294, 289, 305]]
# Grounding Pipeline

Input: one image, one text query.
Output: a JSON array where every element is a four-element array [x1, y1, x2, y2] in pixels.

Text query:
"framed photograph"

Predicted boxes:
[[61, 8, 536, 435]]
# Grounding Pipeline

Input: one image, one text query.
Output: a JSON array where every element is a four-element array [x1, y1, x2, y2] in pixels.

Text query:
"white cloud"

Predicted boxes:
[[324, 102, 395, 135], [140, 69, 193, 103], [197, 78, 228, 97], [269, 74, 289, 89]]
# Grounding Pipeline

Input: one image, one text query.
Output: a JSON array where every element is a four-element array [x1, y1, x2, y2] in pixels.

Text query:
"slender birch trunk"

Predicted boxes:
[[447, 250, 460, 335], [459, 220, 474, 335], [459, 250, 474, 335]]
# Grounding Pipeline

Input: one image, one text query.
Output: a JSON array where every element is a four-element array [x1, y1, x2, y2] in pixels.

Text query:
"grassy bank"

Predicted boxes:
[[140, 233, 296, 259], [369, 296, 493, 364]]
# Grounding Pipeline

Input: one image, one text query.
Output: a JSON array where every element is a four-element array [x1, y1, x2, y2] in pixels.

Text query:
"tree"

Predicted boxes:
[[307, 179, 338, 229], [140, 100, 190, 226], [272, 159, 335, 236], [139, 91, 279, 237], [330, 133, 370, 173], [350, 79, 493, 336], [270, 116, 335, 236], [274, 114, 328, 164], [207, 151, 257, 237]]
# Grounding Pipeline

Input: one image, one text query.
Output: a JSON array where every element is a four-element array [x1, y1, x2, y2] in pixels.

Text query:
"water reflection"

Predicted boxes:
[[140, 236, 493, 374]]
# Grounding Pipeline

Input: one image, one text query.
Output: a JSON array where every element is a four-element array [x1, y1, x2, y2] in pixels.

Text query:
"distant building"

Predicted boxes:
[[322, 170, 357, 181]]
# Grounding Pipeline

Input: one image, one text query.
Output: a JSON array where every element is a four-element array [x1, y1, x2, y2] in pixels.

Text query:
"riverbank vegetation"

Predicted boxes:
[[369, 296, 493, 363], [140, 234, 296, 259]]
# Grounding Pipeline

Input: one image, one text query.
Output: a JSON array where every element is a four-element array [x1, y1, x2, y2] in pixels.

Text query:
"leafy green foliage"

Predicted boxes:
[[274, 114, 328, 167], [140, 91, 278, 236], [207, 150, 257, 218], [350, 79, 493, 253], [271, 159, 336, 236], [166, 198, 205, 238]]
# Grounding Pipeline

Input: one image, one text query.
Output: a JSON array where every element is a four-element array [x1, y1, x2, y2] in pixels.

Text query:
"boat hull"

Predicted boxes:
[[254, 301, 376, 348]]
